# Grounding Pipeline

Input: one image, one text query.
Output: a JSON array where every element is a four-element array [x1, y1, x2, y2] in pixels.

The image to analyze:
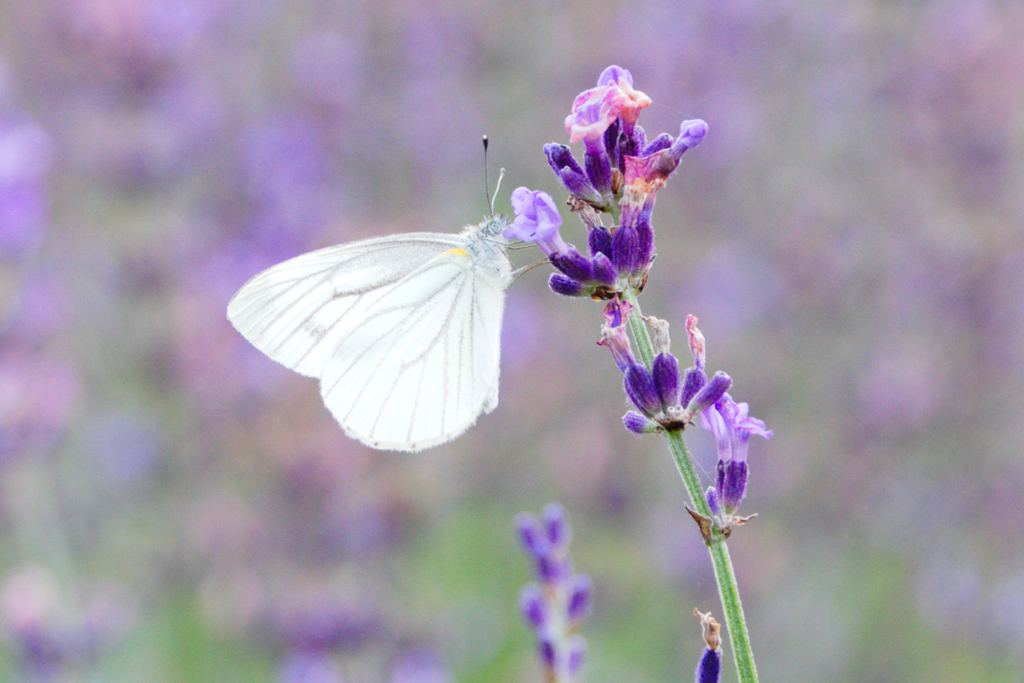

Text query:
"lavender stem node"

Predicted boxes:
[[685, 505, 715, 546]]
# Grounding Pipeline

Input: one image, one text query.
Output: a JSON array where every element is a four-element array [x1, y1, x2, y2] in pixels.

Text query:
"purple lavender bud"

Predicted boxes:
[[588, 226, 612, 259], [652, 353, 682, 408], [611, 224, 639, 274], [550, 247, 593, 283], [557, 168, 604, 204], [722, 460, 749, 513], [624, 364, 660, 416], [539, 638, 557, 670], [591, 253, 617, 285], [515, 513, 550, 559], [672, 119, 709, 157], [680, 367, 707, 406], [545, 144, 603, 204], [537, 554, 567, 584], [705, 486, 721, 517], [584, 146, 612, 194], [544, 143, 585, 182], [566, 635, 587, 676], [518, 584, 547, 629], [641, 132, 673, 156], [548, 273, 586, 297], [686, 371, 732, 415], [622, 411, 660, 434], [542, 503, 571, 548], [696, 648, 722, 683], [566, 574, 593, 623]]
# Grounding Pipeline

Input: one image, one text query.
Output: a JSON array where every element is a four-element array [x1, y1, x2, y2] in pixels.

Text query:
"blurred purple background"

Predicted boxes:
[[1, 1, 1023, 681]]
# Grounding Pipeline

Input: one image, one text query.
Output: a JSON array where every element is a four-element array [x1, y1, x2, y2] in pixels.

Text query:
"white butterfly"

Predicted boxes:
[[227, 217, 512, 452]]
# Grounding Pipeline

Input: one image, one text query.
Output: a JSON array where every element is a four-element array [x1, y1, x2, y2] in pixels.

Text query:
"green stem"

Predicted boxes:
[[622, 290, 759, 683]]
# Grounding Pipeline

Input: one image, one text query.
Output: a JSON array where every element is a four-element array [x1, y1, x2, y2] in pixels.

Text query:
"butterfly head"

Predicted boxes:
[[479, 214, 510, 238]]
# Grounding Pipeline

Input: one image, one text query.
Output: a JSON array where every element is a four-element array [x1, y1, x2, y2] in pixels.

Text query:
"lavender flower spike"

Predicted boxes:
[[505, 187, 570, 257], [515, 505, 592, 682]]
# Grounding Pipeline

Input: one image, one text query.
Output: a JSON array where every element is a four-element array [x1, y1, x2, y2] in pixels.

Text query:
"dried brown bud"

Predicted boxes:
[[693, 608, 721, 651]]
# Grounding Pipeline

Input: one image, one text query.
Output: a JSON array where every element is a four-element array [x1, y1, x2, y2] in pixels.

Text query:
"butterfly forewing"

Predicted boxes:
[[227, 223, 511, 451], [227, 234, 465, 378]]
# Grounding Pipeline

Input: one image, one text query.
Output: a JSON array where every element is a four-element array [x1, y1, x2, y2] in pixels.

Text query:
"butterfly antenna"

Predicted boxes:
[[492, 167, 505, 216], [482, 135, 493, 217], [482, 135, 506, 218]]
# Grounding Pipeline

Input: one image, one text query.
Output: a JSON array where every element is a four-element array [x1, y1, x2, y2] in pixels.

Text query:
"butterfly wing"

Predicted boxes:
[[227, 234, 465, 379], [227, 232, 509, 451], [318, 245, 508, 451]]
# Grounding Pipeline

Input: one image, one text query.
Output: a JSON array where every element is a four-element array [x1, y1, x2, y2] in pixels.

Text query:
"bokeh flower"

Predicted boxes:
[[515, 504, 592, 682]]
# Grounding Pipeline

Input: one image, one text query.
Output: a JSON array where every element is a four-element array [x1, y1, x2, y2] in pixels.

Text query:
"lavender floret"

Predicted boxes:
[[611, 223, 639, 274], [624, 364, 660, 416], [623, 411, 661, 434], [652, 352, 682, 408], [588, 225, 613, 259], [549, 273, 586, 297], [591, 253, 618, 285]]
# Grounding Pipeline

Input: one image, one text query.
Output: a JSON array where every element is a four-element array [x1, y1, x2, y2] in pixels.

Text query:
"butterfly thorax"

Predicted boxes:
[[457, 216, 511, 277]]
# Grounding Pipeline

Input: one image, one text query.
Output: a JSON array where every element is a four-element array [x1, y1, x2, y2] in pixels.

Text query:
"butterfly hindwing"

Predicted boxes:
[[318, 246, 507, 451]]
